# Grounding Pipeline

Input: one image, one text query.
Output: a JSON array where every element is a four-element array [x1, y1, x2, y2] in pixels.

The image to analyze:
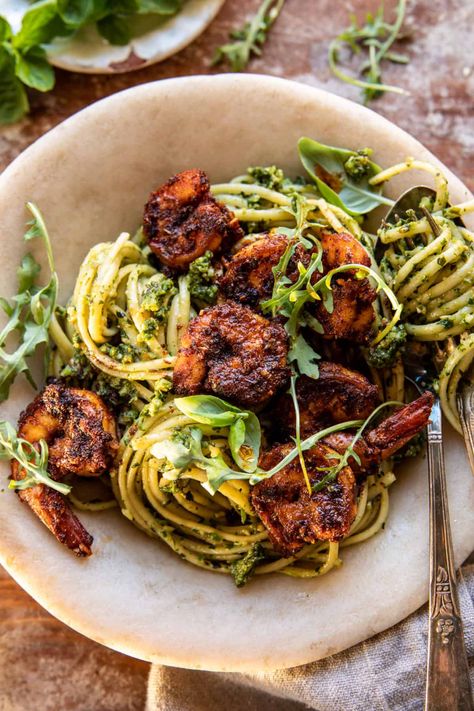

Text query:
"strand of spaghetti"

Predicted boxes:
[[379, 216, 432, 243], [369, 159, 449, 211], [392, 230, 449, 290], [438, 333, 474, 432], [341, 489, 390, 547], [405, 308, 474, 340], [211, 182, 292, 206], [426, 289, 474, 321], [395, 236, 465, 302]]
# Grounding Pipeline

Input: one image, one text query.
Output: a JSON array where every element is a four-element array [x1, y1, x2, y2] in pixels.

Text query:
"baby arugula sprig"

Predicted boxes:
[[0, 0, 184, 124], [0, 202, 58, 402]]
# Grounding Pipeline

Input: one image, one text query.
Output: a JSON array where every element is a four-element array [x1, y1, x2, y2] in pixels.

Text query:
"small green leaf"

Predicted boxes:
[[97, 14, 131, 45], [174, 395, 246, 427], [0, 16, 13, 41], [137, 0, 181, 14], [57, 0, 95, 26], [287, 334, 320, 379], [229, 412, 260, 472], [13, 1, 65, 49], [298, 137, 389, 216], [14, 46, 55, 92], [0, 47, 29, 125], [17, 254, 41, 293]]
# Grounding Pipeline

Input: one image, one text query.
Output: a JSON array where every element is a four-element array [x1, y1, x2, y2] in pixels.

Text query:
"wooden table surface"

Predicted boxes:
[[0, 1, 473, 709]]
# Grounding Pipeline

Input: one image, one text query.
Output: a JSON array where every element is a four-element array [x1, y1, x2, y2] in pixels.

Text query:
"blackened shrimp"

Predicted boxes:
[[324, 391, 434, 476], [251, 391, 433, 556], [173, 302, 290, 408], [219, 232, 313, 309], [11, 383, 119, 556], [312, 231, 376, 343], [273, 361, 380, 440], [251, 442, 357, 556], [143, 169, 243, 270]]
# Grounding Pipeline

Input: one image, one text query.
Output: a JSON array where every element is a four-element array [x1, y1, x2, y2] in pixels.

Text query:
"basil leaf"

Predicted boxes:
[[137, 0, 181, 14], [229, 412, 261, 472], [13, 1, 65, 49], [298, 137, 388, 216], [97, 14, 131, 45], [0, 47, 29, 125], [14, 46, 55, 92], [174, 395, 246, 427], [57, 0, 95, 26], [0, 17, 12, 41], [150, 426, 205, 470], [288, 333, 320, 379], [200, 455, 250, 496]]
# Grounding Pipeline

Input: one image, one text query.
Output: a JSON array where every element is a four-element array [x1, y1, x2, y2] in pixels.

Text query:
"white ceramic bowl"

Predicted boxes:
[[0, 75, 473, 671], [2, 0, 225, 73]]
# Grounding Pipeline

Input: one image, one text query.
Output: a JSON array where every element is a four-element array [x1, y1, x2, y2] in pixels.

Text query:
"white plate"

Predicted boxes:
[[0, 75, 473, 671], [2, 0, 225, 73]]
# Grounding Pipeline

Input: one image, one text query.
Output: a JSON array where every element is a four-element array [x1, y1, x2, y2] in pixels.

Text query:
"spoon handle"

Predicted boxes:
[[425, 398, 473, 711], [457, 386, 474, 477]]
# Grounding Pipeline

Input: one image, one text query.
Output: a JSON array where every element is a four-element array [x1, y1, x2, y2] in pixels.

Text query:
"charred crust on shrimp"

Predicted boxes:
[[251, 442, 357, 556], [173, 302, 290, 409], [11, 383, 119, 557], [144, 169, 243, 270]]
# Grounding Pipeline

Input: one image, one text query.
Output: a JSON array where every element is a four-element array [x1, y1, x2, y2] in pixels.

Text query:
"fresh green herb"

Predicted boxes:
[[174, 394, 248, 427], [230, 543, 265, 587], [151, 425, 250, 494], [0, 203, 57, 401], [298, 137, 392, 216], [0, 420, 71, 495], [187, 251, 218, 305], [212, 0, 286, 71], [365, 322, 407, 368], [174, 394, 261, 472], [328, 0, 409, 104], [311, 401, 401, 493], [0, 0, 185, 124]]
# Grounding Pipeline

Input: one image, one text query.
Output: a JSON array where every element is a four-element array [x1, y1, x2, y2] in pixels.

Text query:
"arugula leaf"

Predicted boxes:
[[0, 420, 71, 495], [0, 203, 58, 401], [174, 395, 261, 473], [0, 46, 29, 124], [150, 425, 249, 495], [288, 333, 320, 379], [328, 0, 408, 104], [14, 46, 55, 92], [311, 401, 400, 493], [298, 137, 392, 216], [213, 0, 286, 71]]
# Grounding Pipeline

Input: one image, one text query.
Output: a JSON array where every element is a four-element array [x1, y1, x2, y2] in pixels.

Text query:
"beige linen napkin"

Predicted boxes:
[[147, 564, 474, 711]]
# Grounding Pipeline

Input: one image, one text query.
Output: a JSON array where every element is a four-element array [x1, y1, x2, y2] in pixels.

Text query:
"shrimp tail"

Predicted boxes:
[[366, 391, 434, 461], [324, 391, 434, 475], [16, 483, 93, 557]]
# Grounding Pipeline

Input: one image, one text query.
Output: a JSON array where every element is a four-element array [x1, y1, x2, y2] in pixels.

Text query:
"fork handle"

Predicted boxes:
[[425, 399, 473, 711]]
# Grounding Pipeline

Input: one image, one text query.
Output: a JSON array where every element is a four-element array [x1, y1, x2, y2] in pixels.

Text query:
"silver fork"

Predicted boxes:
[[405, 360, 473, 711], [385, 190, 473, 710]]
